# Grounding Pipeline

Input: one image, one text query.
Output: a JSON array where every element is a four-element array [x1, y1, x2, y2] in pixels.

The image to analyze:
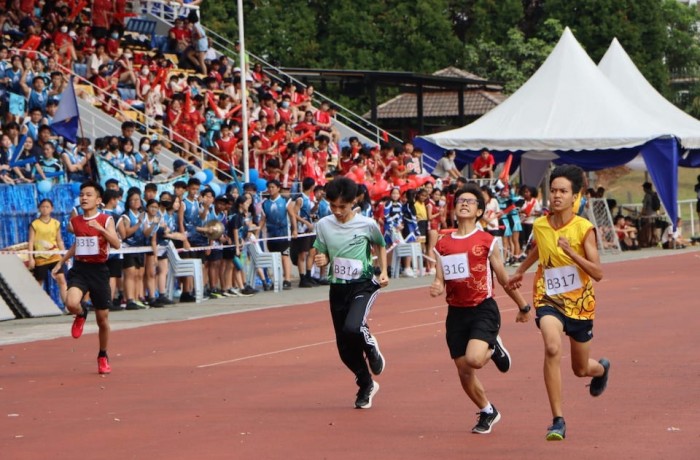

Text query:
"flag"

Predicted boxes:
[[51, 77, 80, 143], [498, 153, 513, 184]]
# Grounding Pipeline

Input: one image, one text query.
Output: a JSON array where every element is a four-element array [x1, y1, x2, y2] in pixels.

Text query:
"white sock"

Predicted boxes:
[[480, 403, 494, 414]]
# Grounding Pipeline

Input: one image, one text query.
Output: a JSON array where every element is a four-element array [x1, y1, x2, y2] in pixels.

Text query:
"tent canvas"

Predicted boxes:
[[415, 27, 680, 228]]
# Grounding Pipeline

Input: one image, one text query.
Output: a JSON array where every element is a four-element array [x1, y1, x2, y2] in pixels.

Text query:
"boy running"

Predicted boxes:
[[313, 177, 388, 409], [509, 165, 610, 441], [52, 181, 121, 374], [430, 184, 531, 434]]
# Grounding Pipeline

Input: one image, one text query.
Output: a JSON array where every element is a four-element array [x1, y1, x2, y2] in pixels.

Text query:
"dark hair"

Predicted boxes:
[[146, 199, 159, 207], [80, 180, 104, 197], [302, 177, 315, 191], [38, 198, 54, 207], [145, 183, 157, 192], [174, 180, 187, 189], [325, 177, 357, 203], [200, 188, 215, 197], [454, 183, 485, 214], [550, 165, 584, 194], [103, 189, 120, 203], [187, 178, 201, 187]]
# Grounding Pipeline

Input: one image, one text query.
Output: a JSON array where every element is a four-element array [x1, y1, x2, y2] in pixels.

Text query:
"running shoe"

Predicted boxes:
[[239, 286, 257, 296], [355, 381, 379, 409], [367, 343, 386, 376], [546, 417, 566, 441], [71, 309, 88, 339], [209, 290, 225, 299], [283, 281, 292, 290], [589, 358, 611, 397], [125, 301, 145, 311], [472, 406, 501, 434], [490, 335, 512, 373], [97, 356, 111, 375]]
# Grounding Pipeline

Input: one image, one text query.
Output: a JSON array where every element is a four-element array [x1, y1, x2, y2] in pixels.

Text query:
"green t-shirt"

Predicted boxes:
[[313, 213, 385, 284]]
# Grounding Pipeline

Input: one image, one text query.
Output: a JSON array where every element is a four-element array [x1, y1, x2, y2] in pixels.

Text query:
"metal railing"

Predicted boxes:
[[617, 199, 697, 236]]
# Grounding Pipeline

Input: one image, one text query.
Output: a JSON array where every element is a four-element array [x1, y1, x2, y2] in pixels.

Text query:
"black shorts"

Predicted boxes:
[[206, 248, 224, 261], [67, 261, 112, 310], [106, 257, 123, 278], [33, 261, 60, 282], [267, 238, 290, 255], [535, 305, 594, 343], [417, 221, 428, 240], [291, 234, 314, 253], [122, 253, 144, 269], [445, 298, 501, 359], [222, 248, 235, 260]]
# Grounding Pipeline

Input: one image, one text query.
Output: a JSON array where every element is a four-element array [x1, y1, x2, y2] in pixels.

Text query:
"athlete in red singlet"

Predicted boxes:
[[53, 181, 121, 375]]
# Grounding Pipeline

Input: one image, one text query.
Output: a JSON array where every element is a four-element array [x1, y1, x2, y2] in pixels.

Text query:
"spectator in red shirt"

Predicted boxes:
[[91, 0, 113, 39], [473, 148, 495, 179]]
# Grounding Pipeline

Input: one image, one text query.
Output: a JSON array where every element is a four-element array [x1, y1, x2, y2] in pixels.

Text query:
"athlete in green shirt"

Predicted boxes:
[[314, 177, 389, 409]]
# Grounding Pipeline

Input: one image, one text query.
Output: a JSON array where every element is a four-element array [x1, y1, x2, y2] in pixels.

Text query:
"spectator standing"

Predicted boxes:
[[640, 182, 660, 247], [695, 175, 700, 225], [28, 199, 68, 301], [186, 11, 208, 74]]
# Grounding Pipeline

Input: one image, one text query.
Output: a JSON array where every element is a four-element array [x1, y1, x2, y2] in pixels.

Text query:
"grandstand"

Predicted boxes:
[[0, 0, 527, 319]]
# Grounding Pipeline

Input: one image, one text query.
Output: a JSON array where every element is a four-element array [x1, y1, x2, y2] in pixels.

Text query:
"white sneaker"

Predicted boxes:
[[227, 288, 243, 297], [402, 267, 416, 278], [427, 268, 436, 276]]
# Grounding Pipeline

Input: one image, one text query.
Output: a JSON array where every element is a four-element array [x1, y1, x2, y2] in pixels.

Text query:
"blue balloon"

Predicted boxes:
[[194, 170, 207, 183], [203, 169, 214, 185], [37, 180, 53, 194], [208, 182, 221, 197], [71, 181, 82, 195], [249, 168, 259, 182], [256, 178, 267, 192]]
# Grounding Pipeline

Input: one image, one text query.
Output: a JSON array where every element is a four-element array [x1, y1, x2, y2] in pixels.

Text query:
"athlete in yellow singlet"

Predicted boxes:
[[28, 199, 67, 301], [509, 165, 610, 442]]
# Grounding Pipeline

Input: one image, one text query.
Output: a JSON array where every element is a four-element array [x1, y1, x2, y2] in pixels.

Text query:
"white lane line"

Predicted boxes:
[[197, 319, 446, 369]]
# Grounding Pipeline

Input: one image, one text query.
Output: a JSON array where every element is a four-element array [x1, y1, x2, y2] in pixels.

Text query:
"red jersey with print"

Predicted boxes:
[[434, 229, 497, 307], [71, 212, 113, 264]]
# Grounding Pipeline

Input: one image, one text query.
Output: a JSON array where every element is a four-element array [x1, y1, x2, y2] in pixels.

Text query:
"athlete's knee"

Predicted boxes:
[[544, 342, 561, 359], [571, 361, 589, 377]]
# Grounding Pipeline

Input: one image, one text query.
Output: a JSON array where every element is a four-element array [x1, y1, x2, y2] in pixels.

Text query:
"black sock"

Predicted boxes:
[[98, 350, 108, 358]]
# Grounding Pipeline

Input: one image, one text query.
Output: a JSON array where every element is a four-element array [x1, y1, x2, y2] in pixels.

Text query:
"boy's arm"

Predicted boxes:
[[374, 243, 388, 287], [509, 243, 539, 289], [559, 230, 603, 282], [429, 249, 445, 298], [490, 245, 531, 323]]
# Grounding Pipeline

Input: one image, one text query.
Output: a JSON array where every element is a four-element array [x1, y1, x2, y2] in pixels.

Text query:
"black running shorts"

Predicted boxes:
[[67, 261, 112, 310], [445, 298, 501, 359]]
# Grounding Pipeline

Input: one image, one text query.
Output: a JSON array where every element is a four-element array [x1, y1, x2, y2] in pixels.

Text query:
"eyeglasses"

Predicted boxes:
[[456, 198, 478, 205]]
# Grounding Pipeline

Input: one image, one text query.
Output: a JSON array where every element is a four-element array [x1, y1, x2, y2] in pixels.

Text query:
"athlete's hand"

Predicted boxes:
[[314, 253, 329, 267], [87, 219, 105, 232], [429, 279, 444, 297], [508, 272, 523, 289], [28, 257, 35, 270], [377, 271, 389, 288], [515, 310, 531, 323], [558, 236, 573, 255], [50, 262, 62, 279]]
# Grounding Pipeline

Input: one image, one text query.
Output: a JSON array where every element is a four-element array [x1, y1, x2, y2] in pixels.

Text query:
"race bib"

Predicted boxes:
[[544, 265, 582, 296], [441, 253, 469, 280], [333, 257, 362, 281], [75, 236, 99, 256]]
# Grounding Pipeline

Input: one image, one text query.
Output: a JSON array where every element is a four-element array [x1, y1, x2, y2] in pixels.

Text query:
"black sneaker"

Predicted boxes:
[[125, 301, 144, 311], [283, 281, 292, 290], [546, 417, 566, 441], [367, 343, 385, 376], [355, 381, 379, 409], [490, 335, 511, 373], [589, 358, 611, 397], [472, 406, 501, 434], [299, 277, 314, 288], [313, 277, 330, 285], [179, 292, 196, 303], [240, 285, 258, 296], [150, 297, 165, 308]]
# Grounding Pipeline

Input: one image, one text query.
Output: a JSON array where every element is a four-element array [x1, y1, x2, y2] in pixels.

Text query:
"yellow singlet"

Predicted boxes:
[[30, 218, 61, 266], [532, 214, 596, 320]]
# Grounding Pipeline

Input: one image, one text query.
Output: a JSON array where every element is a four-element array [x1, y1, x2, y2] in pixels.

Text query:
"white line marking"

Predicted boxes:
[[196, 320, 445, 368]]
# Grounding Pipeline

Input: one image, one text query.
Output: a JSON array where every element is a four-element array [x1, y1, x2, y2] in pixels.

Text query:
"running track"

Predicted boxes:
[[2, 251, 699, 459]]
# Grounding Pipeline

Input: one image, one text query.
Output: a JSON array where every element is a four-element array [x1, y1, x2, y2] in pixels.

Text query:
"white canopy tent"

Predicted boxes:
[[415, 27, 684, 228], [418, 27, 669, 152], [599, 37, 700, 165]]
